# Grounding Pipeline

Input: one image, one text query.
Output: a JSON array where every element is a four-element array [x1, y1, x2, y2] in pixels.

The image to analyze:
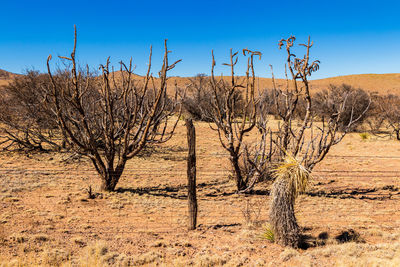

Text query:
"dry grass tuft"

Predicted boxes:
[[359, 132, 370, 140], [41, 248, 71, 266], [131, 251, 162, 266], [280, 247, 300, 262], [193, 254, 228, 266], [260, 224, 275, 243]]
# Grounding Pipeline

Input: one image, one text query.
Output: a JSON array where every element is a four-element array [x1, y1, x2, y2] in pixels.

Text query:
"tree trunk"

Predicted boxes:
[[230, 153, 246, 191], [100, 176, 118, 192], [185, 119, 197, 230], [99, 163, 125, 192]]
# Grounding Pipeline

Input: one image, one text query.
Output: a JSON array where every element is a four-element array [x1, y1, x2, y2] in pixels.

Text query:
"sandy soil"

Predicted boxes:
[[0, 121, 400, 266]]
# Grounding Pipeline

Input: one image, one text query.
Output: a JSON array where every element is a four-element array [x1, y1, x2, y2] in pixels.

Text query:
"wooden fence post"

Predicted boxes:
[[185, 118, 197, 230]]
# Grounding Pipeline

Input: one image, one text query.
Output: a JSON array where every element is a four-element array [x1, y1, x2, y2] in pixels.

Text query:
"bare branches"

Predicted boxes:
[[267, 37, 370, 171], [46, 27, 181, 191], [370, 94, 400, 140], [0, 70, 62, 152], [199, 47, 275, 192]]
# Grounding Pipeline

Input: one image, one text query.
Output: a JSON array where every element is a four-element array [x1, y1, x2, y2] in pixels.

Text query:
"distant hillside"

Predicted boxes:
[[0, 69, 399, 95], [167, 73, 400, 95], [0, 69, 19, 87], [0, 69, 19, 79], [310, 74, 400, 95]]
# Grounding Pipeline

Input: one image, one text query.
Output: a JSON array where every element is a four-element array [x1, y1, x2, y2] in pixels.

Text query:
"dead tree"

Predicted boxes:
[[0, 71, 62, 152], [268, 36, 370, 248], [181, 74, 214, 122], [268, 36, 370, 170], [374, 94, 400, 140], [239, 100, 276, 193], [185, 118, 197, 230], [46, 26, 181, 191], [202, 48, 273, 192], [313, 84, 371, 131]]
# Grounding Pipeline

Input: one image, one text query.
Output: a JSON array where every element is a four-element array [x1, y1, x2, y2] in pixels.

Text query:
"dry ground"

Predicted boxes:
[[0, 121, 400, 266]]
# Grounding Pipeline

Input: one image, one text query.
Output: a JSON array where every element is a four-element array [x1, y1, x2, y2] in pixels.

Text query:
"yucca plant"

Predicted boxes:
[[269, 154, 311, 248]]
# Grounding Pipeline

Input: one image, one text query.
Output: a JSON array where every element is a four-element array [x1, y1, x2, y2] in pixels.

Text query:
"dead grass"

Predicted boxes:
[[0, 120, 399, 265]]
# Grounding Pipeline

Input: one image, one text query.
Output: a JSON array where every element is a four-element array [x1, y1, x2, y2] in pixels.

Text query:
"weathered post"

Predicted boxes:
[[185, 118, 197, 230]]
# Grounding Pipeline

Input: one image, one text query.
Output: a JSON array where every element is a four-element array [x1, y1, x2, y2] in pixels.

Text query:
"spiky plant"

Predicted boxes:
[[260, 224, 275, 243], [269, 154, 311, 248]]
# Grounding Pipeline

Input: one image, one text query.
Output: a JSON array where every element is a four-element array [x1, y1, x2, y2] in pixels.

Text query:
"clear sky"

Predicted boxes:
[[0, 0, 399, 79]]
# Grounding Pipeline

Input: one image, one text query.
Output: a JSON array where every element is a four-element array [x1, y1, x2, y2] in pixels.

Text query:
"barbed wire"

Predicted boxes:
[[0, 168, 398, 173]]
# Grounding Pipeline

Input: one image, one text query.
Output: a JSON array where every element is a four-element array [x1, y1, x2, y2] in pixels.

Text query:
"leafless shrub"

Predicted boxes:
[[238, 102, 277, 193], [268, 36, 370, 170], [364, 93, 386, 134], [257, 89, 275, 115], [46, 26, 181, 191], [181, 74, 244, 122], [203, 48, 274, 192], [182, 54, 275, 193], [240, 198, 266, 227], [181, 74, 212, 121], [258, 88, 307, 119], [313, 84, 371, 131], [371, 94, 400, 140], [0, 70, 62, 151]]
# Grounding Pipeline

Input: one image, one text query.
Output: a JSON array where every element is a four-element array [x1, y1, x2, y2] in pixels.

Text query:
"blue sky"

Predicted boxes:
[[0, 0, 399, 79]]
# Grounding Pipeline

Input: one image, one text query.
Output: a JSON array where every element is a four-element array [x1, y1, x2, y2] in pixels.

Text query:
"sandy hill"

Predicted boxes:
[[310, 74, 400, 95], [1, 69, 399, 95], [166, 73, 400, 95], [0, 69, 20, 87], [0, 69, 20, 80]]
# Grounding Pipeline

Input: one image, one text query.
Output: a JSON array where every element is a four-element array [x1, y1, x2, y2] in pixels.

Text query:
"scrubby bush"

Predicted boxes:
[[182, 73, 244, 122], [258, 88, 307, 119], [313, 84, 371, 131], [364, 93, 386, 134], [0, 70, 62, 151], [181, 74, 213, 121], [370, 94, 400, 140]]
